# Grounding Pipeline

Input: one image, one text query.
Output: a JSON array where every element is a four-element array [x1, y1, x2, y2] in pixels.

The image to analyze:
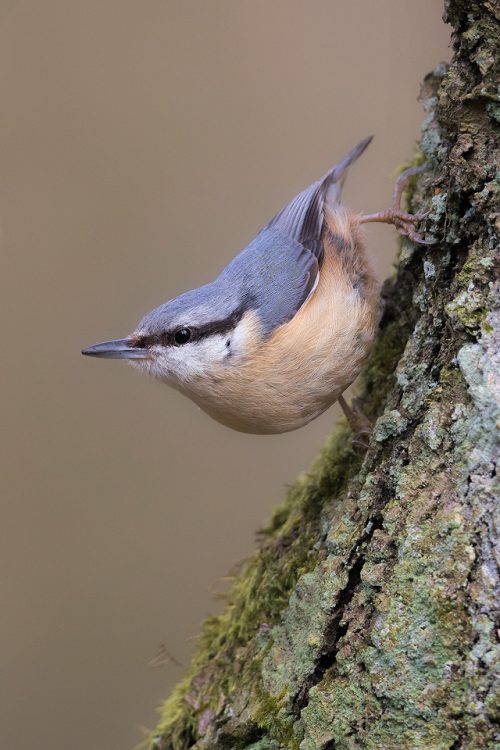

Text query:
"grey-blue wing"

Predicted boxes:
[[265, 136, 373, 264], [217, 137, 372, 336], [220, 226, 319, 335]]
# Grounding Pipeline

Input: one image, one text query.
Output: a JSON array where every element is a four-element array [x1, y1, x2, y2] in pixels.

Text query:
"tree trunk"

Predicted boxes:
[[151, 3, 499, 748]]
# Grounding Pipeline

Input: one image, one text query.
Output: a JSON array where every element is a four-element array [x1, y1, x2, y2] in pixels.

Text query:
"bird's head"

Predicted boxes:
[[82, 282, 259, 389]]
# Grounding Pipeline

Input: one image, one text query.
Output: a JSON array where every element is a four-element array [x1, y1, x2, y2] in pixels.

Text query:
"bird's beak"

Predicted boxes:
[[81, 338, 149, 360]]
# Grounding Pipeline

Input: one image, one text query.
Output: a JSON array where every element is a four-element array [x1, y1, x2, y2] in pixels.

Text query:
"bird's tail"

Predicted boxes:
[[330, 135, 373, 180], [325, 135, 373, 206], [264, 135, 373, 249]]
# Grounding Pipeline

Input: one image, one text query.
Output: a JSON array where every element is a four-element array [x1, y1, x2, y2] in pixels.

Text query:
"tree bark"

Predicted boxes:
[[151, 3, 499, 748]]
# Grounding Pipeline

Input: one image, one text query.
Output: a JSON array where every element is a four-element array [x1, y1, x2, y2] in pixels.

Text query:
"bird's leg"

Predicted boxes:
[[360, 164, 434, 245], [338, 394, 371, 449]]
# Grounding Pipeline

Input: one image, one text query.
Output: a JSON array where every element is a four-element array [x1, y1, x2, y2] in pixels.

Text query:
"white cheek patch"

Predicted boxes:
[[176, 337, 228, 380], [128, 310, 262, 386], [230, 310, 261, 357], [139, 337, 228, 385]]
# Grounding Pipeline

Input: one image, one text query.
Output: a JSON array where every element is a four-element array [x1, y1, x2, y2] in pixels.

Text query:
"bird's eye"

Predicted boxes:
[[174, 327, 192, 345]]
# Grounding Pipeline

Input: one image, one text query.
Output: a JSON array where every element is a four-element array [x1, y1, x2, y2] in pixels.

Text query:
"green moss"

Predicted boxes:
[[152, 421, 364, 748], [358, 319, 409, 419], [150, 678, 197, 750]]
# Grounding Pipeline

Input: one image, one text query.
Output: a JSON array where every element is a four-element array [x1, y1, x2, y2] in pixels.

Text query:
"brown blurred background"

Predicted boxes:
[[0, 3, 449, 749]]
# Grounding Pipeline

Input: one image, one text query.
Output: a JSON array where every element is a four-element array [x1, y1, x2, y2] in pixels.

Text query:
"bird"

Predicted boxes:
[[82, 137, 429, 435]]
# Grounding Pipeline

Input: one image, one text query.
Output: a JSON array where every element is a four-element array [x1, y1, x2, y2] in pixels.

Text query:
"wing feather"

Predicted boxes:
[[223, 137, 372, 335], [265, 135, 373, 263]]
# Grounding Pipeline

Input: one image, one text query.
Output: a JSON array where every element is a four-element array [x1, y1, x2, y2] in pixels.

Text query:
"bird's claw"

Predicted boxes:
[[361, 161, 437, 247], [360, 208, 435, 245], [389, 210, 436, 246], [339, 395, 372, 450], [391, 165, 435, 245]]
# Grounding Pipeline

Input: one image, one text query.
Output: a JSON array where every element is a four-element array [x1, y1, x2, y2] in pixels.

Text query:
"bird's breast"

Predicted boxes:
[[187, 209, 380, 433]]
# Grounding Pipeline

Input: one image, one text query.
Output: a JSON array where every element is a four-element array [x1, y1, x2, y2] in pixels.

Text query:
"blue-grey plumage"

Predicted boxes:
[[83, 136, 386, 433], [133, 135, 373, 339]]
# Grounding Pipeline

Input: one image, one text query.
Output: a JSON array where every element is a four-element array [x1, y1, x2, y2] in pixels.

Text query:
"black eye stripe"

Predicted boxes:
[[192, 312, 241, 340], [134, 303, 250, 349]]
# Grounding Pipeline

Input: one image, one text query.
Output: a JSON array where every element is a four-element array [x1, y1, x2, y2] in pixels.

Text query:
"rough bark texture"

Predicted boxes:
[[150, 3, 499, 748]]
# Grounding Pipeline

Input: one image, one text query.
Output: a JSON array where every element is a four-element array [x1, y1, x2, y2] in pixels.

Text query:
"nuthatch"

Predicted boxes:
[[82, 137, 429, 434]]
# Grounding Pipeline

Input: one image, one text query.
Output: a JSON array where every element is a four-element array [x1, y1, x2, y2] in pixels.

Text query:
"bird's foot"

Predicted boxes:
[[360, 208, 434, 245], [360, 164, 435, 246], [338, 395, 371, 450]]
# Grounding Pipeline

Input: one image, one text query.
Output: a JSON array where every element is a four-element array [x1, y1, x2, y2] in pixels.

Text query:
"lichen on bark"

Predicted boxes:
[[149, 2, 499, 748]]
